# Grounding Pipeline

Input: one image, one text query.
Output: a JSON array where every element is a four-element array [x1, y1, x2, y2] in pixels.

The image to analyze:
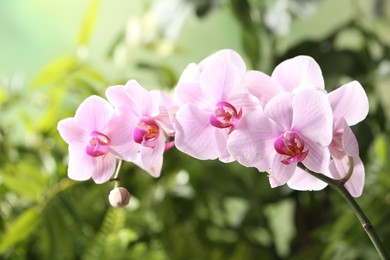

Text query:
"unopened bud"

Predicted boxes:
[[109, 187, 131, 208]]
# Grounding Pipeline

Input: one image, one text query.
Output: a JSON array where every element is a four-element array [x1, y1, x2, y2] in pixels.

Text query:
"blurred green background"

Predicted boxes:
[[0, 0, 390, 259]]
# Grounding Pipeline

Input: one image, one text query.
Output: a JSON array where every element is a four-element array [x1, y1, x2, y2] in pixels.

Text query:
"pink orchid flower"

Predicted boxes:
[[174, 49, 262, 161], [105, 80, 176, 177], [227, 89, 333, 188], [57, 96, 133, 183], [327, 81, 369, 197], [287, 80, 368, 194], [244, 55, 332, 190], [246, 55, 325, 107], [245, 55, 368, 193]]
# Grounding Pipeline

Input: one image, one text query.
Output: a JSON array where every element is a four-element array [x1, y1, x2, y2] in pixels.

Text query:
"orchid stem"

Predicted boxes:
[[112, 159, 124, 188], [298, 163, 389, 260]]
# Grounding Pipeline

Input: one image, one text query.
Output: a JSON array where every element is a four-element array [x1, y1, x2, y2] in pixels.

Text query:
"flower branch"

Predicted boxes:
[[57, 49, 387, 258], [298, 162, 389, 260]]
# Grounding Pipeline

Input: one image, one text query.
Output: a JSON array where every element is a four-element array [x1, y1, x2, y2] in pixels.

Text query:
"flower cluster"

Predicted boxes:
[[58, 49, 369, 204]]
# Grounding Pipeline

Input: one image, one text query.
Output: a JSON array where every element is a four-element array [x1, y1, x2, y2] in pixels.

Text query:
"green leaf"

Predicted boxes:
[[29, 56, 79, 89], [223, 197, 249, 227], [2, 162, 49, 200], [83, 208, 133, 260], [77, 0, 100, 46], [0, 207, 41, 253], [264, 198, 296, 258]]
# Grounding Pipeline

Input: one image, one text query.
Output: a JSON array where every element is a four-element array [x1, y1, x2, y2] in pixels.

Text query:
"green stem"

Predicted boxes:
[[298, 164, 389, 260], [111, 159, 124, 188], [339, 156, 354, 184]]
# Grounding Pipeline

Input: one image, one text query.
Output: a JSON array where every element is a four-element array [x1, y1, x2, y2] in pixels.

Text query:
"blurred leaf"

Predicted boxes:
[[206, 226, 238, 243], [334, 28, 365, 51], [278, 0, 355, 53], [0, 207, 41, 253], [34, 87, 67, 132], [223, 197, 249, 227], [77, 0, 100, 46], [0, 88, 7, 104], [29, 56, 79, 89], [246, 227, 272, 246], [230, 0, 260, 67], [2, 162, 49, 200], [84, 208, 133, 260], [265, 198, 296, 258]]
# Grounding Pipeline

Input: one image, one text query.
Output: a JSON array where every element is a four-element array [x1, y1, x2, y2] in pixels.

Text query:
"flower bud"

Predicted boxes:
[[108, 187, 131, 208]]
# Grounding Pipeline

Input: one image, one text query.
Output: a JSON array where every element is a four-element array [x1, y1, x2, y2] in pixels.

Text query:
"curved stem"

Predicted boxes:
[[298, 164, 389, 260], [339, 156, 354, 184], [111, 159, 124, 188]]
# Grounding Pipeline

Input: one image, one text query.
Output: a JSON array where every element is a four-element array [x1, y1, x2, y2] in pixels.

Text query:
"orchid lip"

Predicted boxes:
[[209, 101, 242, 133], [133, 117, 160, 148], [86, 131, 111, 157], [274, 130, 308, 165]]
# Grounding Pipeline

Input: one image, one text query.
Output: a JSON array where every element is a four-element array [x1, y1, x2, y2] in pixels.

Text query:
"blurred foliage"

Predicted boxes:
[[0, 0, 390, 259]]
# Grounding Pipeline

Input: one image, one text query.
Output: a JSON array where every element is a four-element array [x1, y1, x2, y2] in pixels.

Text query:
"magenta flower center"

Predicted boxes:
[[86, 131, 111, 157], [209, 101, 242, 133], [274, 130, 309, 165], [133, 117, 160, 148]]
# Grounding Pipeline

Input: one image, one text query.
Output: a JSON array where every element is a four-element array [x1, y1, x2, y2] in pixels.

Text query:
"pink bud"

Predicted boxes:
[[108, 187, 131, 208]]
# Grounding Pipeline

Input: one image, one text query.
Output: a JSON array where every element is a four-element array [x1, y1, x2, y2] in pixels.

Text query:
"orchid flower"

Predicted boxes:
[[105, 80, 176, 177], [227, 89, 333, 188], [57, 96, 132, 183], [263, 56, 331, 190], [327, 80, 369, 197], [174, 49, 262, 162], [245, 55, 368, 193]]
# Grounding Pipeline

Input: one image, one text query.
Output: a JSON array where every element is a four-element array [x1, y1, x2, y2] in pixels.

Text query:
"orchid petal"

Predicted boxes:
[[154, 106, 176, 135], [199, 49, 246, 72], [345, 157, 365, 197], [177, 63, 200, 85], [264, 92, 293, 130], [150, 91, 177, 134], [218, 147, 236, 163], [105, 85, 131, 111], [91, 153, 116, 184], [124, 80, 159, 117], [272, 55, 324, 91], [175, 104, 226, 160], [341, 119, 359, 157], [269, 155, 296, 187], [109, 113, 137, 152], [200, 59, 242, 102], [67, 144, 94, 181], [57, 118, 88, 145], [137, 132, 166, 177], [330, 156, 365, 197], [75, 95, 113, 132], [287, 167, 328, 191], [292, 89, 333, 146], [245, 70, 283, 106], [328, 80, 368, 125], [301, 139, 330, 173], [227, 111, 280, 171], [175, 81, 207, 107], [136, 154, 164, 178], [151, 89, 177, 108], [227, 93, 263, 113]]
